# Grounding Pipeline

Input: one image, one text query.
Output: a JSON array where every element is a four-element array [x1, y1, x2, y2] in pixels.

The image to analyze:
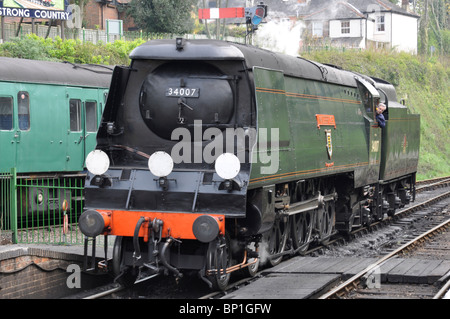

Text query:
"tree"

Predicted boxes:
[[127, 0, 196, 34], [414, 0, 449, 55]]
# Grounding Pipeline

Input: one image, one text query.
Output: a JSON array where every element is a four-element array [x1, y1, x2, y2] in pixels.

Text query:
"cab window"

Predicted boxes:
[[377, 89, 389, 120], [0, 96, 13, 131], [357, 78, 380, 121]]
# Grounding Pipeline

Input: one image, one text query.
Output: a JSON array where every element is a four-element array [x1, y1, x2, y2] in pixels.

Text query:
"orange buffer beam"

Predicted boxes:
[[98, 209, 225, 241]]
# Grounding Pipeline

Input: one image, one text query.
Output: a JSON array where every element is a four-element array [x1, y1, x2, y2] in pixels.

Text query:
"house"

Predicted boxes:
[[298, 0, 420, 53], [84, 0, 135, 31], [0, 0, 136, 34]]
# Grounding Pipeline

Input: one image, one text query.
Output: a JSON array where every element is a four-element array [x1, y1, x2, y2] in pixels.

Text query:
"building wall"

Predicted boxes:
[[329, 19, 362, 38], [391, 13, 418, 53], [83, 1, 135, 31], [366, 18, 375, 41], [84, 2, 120, 30], [368, 12, 392, 44]]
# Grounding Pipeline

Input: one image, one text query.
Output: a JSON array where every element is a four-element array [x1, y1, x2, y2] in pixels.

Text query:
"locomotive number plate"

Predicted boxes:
[[166, 87, 200, 98]]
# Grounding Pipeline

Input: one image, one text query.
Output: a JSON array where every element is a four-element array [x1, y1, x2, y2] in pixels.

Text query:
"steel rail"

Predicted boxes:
[[83, 273, 159, 299], [319, 191, 450, 299], [416, 177, 450, 193], [433, 277, 450, 299]]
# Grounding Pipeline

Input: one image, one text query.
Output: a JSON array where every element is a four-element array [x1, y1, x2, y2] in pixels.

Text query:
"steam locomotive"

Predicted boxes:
[[79, 39, 420, 290]]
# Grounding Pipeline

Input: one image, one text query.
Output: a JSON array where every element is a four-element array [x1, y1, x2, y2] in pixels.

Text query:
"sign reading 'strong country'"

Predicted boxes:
[[0, 0, 70, 20]]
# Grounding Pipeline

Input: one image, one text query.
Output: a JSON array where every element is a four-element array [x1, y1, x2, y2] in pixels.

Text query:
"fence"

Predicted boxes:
[[0, 170, 13, 244], [299, 45, 363, 54], [0, 168, 85, 245], [0, 21, 246, 45]]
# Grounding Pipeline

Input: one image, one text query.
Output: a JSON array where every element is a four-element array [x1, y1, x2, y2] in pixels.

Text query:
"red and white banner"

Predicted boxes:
[[198, 7, 245, 19]]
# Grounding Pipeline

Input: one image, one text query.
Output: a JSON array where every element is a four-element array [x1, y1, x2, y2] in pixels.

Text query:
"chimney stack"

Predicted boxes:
[[402, 0, 409, 11]]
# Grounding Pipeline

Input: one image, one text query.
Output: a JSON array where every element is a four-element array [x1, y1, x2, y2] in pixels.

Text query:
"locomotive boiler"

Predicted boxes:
[[79, 39, 420, 290]]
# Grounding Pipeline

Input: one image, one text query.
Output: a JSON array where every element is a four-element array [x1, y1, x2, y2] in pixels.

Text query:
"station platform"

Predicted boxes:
[[0, 242, 112, 299], [222, 256, 450, 299]]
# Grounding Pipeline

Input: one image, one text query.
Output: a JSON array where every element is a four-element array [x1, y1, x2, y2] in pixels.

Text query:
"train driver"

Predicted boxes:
[[376, 103, 386, 128]]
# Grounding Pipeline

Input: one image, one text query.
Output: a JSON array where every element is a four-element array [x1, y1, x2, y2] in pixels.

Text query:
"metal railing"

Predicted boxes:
[[0, 169, 14, 242], [0, 168, 85, 245]]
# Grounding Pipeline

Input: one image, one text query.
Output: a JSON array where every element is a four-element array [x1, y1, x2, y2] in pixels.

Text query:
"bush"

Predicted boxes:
[[0, 34, 145, 65]]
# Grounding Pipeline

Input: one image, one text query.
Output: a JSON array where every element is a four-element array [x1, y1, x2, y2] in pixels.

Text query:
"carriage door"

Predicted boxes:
[[66, 87, 100, 171], [0, 93, 16, 171]]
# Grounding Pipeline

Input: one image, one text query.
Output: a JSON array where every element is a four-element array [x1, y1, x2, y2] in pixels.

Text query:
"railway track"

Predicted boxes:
[[319, 208, 450, 299], [74, 177, 450, 299]]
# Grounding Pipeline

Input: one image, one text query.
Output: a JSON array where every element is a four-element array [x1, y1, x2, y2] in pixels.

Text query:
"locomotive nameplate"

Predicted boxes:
[[166, 87, 200, 98]]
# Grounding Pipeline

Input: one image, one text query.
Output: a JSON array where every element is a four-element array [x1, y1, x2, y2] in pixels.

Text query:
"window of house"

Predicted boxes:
[[312, 22, 323, 37], [85, 101, 98, 132], [341, 21, 350, 34], [18, 91, 30, 131], [70, 99, 81, 132], [0, 96, 13, 131], [377, 15, 385, 32]]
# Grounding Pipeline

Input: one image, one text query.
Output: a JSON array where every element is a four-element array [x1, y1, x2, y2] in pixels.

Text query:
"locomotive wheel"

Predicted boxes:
[[265, 214, 289, 267], [113, 236, 139, 287], [290, 211, 313, 254], [317, 201, 335, 244], [206, 235, 231, 291]]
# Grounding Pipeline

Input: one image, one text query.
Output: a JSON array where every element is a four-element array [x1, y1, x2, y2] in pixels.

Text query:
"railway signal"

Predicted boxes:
[[198, 2, 268, 44], [245, 3, 268, 26]]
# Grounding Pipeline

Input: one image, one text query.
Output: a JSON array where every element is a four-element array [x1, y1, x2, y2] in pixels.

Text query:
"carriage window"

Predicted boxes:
[[18, 92, 30, 131], [70, 99, 81, 131], [0, 96, 13, 131], [85, 101, 98, 132]]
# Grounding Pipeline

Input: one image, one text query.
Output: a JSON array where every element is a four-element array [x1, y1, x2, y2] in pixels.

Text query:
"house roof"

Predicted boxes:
[[298, 0, 419, 20], [302, 2, 365, 21], [349, 0, 419, 18]]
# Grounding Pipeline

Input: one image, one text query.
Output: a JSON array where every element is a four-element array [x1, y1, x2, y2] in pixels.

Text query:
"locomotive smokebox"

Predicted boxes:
[[139, 61, 234, 140]]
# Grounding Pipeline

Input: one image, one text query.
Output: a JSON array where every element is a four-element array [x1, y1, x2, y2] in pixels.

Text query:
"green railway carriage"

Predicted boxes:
[[0, 57, 112, 215]]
